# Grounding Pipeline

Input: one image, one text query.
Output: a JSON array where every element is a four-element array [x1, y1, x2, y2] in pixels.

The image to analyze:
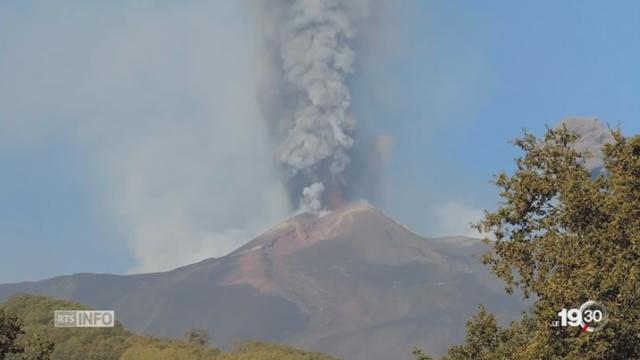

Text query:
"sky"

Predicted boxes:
[[1, 1, 639, 284]]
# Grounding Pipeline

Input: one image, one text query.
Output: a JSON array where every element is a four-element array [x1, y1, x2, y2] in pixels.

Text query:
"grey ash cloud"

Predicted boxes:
[[255, 0, 383, 212], [557, 117, 615, 174]]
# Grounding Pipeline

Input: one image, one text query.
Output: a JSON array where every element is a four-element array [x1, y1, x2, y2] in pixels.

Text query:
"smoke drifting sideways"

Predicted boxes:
[[557, 118, 615, 175], [255, 0, 385, 213]]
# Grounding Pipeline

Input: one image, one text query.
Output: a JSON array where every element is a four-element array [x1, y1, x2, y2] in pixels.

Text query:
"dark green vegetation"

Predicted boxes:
[[185, 328, 211, 347], [0, 294, 338, 360], [416, 127, 640, 359]]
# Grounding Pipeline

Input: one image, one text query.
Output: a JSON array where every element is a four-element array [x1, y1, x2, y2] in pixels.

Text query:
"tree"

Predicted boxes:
[[184, 328, 210, 347], [417, 127, 640, 359], [0, 309, 24, 359], [444, 305, 503, 360], [412, 347, 433, 360], [0, 308, 55, 360], [478, 127, 640, 358], [2, 295, 337, 360], [21, 334, 55, 360]]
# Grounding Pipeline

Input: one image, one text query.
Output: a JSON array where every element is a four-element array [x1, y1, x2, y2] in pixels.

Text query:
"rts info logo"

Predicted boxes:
[[54, 310, 115, 328]]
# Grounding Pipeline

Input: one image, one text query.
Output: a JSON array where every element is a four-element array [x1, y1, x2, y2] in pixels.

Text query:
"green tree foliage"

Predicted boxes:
[[120, 336, 220, 360], [1, 294, 340, 360], [19, 334, 55, 360], [185, 328, 210, 347], [0, 309, 24, 359], [2, 294, 130, 360], [0, 306, 56, 360], [415, 127, 640, 359], [411, 346, 433, 360], [444, 305, 503, 360], [222, 341, 339, 360]]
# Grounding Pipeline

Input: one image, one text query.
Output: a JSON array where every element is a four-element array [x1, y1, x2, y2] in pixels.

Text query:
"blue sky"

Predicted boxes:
[[373, 0, 640, 233], [1, 1, 639, 283]]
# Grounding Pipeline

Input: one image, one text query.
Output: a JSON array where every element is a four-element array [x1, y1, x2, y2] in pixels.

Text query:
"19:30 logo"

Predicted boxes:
[[555, 300, 608, 332]]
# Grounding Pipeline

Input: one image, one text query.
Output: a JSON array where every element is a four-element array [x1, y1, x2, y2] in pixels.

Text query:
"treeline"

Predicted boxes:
[[0, 294, 338, 360]]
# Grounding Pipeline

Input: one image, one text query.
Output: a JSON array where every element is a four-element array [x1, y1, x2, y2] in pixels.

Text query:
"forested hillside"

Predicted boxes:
[[0, 294, 338, 360]]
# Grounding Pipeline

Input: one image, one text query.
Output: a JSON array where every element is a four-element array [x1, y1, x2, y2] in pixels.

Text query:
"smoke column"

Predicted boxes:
[[256, 0, 375, 213], [557, 118, 615, 175]]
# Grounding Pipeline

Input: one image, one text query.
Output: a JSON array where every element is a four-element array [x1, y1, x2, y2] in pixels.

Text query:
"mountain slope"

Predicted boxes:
[[0, 203, 524, 359]]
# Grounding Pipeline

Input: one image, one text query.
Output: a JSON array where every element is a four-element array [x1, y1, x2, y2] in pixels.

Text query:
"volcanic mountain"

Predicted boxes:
[[0, 203, 524, 359]]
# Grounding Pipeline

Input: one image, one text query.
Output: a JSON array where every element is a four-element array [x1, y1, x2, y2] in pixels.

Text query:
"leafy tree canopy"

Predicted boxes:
[[416, 126, 640, 359]]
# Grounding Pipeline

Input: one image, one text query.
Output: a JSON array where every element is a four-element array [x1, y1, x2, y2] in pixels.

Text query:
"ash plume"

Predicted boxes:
[[557, 118, 615, 175], [255, 0, 379, 213]]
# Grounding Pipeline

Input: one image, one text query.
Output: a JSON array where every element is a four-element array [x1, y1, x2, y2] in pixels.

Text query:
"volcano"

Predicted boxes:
[[0, 203, 524, 359]]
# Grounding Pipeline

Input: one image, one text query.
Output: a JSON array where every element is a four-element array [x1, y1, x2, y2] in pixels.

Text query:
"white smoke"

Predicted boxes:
[[431, 202, 485, 239], [299, 182, 326, 213], [557, 118, 615, 174], [0, 1, 291, 274], [256, 0, 370, 213]]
